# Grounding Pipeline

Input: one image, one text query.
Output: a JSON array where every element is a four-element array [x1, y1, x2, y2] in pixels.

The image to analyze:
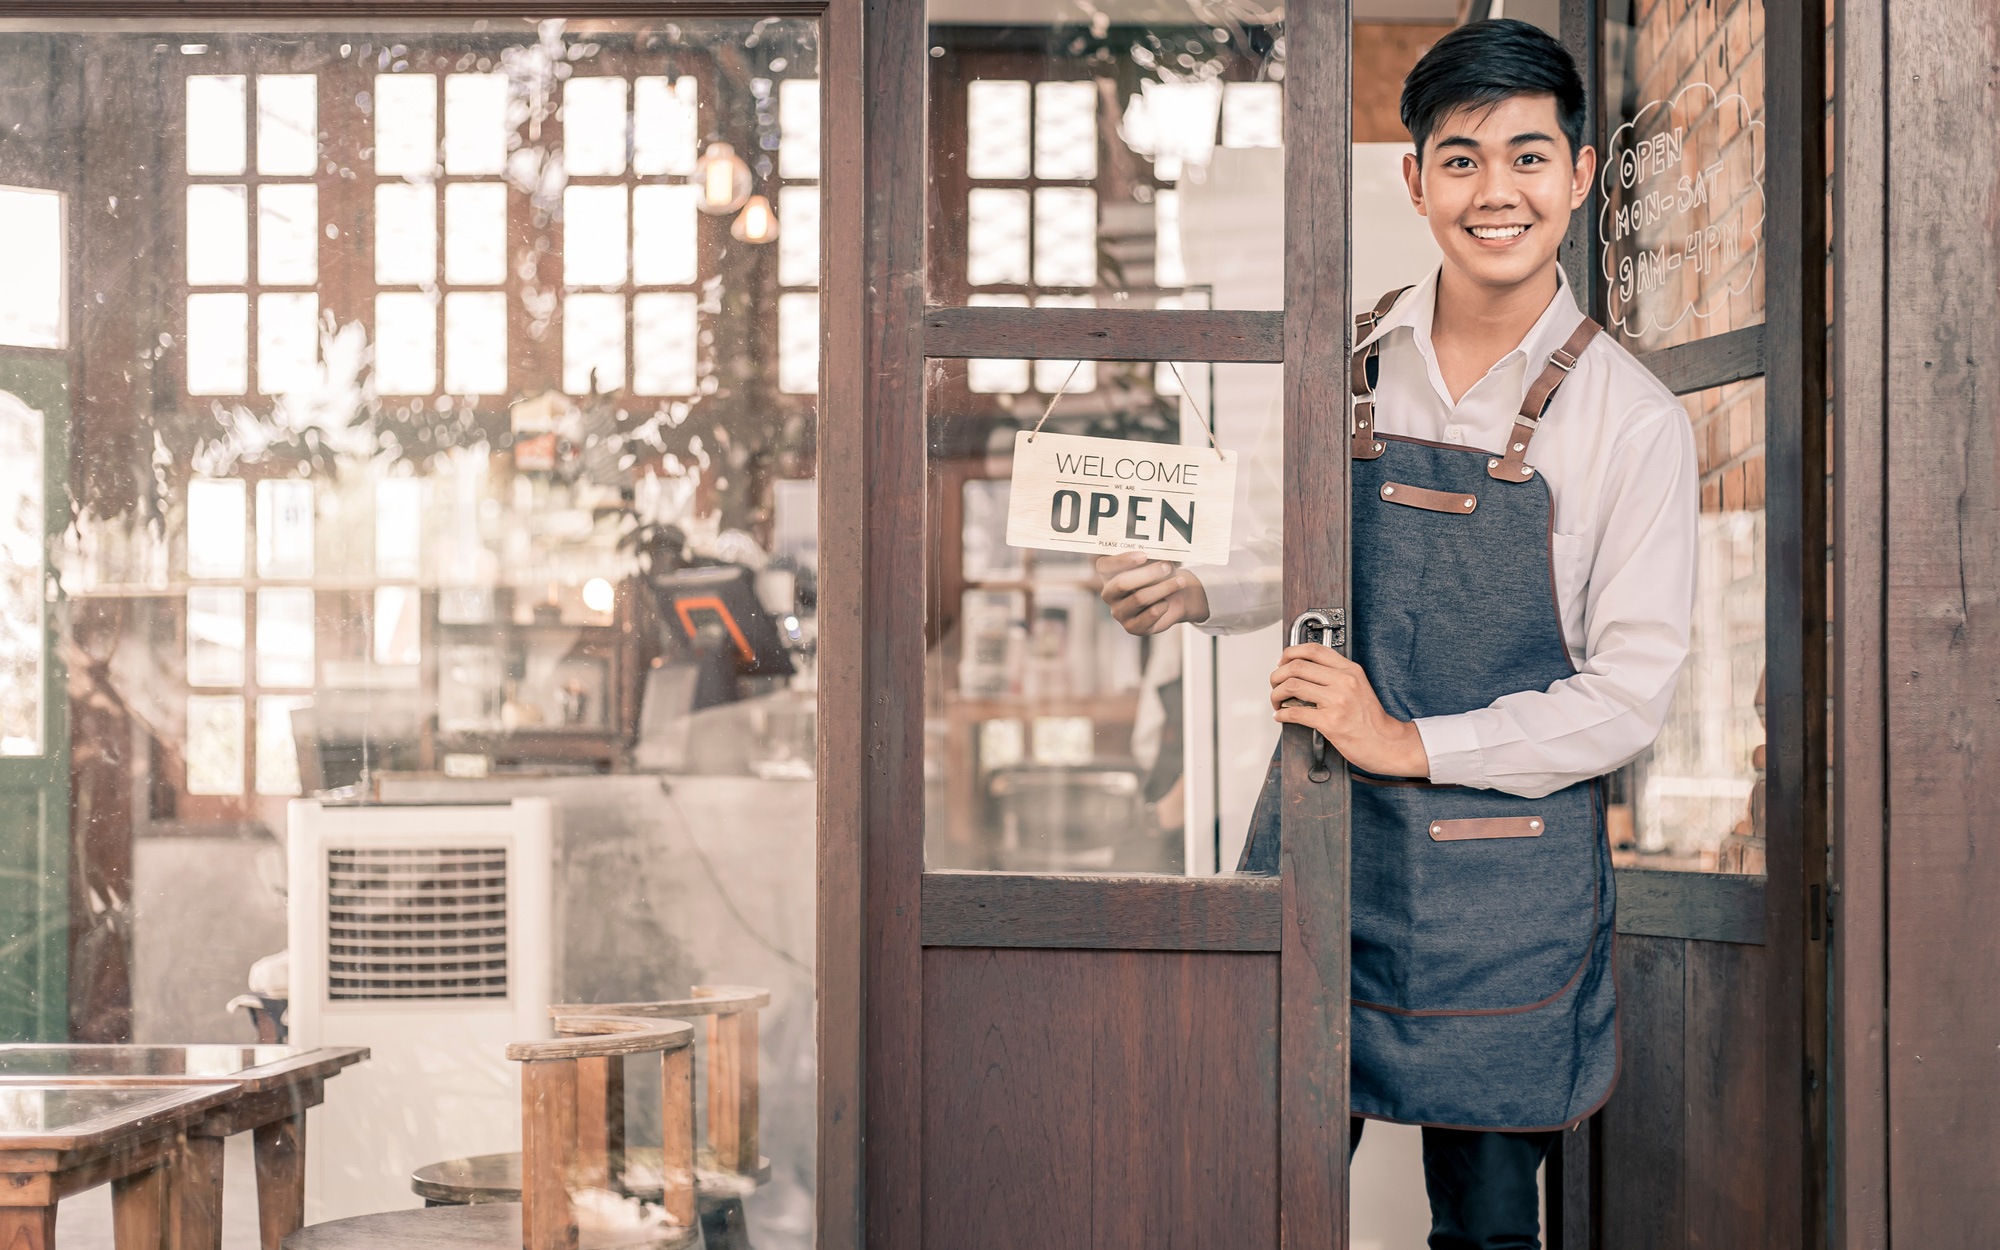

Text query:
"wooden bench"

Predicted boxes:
[[286, 1017, 699, 1250]]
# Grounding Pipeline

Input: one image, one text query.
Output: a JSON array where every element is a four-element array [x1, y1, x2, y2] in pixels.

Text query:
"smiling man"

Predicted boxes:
[[1096, 19, 1698, 1250]]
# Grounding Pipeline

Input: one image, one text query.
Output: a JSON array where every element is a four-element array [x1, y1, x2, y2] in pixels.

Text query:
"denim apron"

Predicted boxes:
[[1239, 294, 1619, 1131]]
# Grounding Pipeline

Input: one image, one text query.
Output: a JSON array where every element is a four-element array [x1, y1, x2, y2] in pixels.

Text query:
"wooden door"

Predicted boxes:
[[1548, 2, 1829, 1246], [842, 1, 1354, 1245]]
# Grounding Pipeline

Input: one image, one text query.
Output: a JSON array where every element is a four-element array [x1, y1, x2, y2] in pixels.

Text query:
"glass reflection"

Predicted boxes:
[[14, 17, 821, 1247]]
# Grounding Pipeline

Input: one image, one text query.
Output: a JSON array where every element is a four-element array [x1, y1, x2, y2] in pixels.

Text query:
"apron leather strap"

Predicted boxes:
[[1351, 286, 1411, 461], [1487, 317, 1602, 483]]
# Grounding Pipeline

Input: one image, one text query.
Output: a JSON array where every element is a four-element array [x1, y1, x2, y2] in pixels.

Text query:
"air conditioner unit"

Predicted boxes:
[[288, 799, 552, 1222]]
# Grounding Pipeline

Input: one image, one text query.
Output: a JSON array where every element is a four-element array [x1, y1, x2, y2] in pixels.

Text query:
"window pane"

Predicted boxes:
[[185, 75, 245, 175], [563, 185, 628, 286], [185, 185, 248, 286], [257, 292, 319, 395], [1032, 186, 1096, 288], [633, 184, 697, 287], [924, 359, 1280, 874], [184, 694, 245, 795], [443, 72, 509, 176], [777, 291, 817, 395], [966, 187, 1029, 287], [562, 77, 628, 177], [256, 587, 316, 687], [186, 478, 246, 579], [966, 79, 1030, 180], [1033, 80, 1097, 181], [0, 188, 64, 350], [633, 75, 698, 176], [1614, 379, 1767, 874], [444, 183, 507, 286], [778, 78, 819, 178], [563, 292, 624, 394], [632, 292, 698, 396], [373, 585, 421, 665], [256, 73, 318, 175], [0, 392, 42, 756], [1601, 3, 1765, 349], [777, 185, 819, 288], [256, 478, 314, 578], [374, 73, 437, 177], [443, 292, 507, 395], [373, 292, 437, 395], [255, 694, 313, 795], [1221, 81, 1282, 149], [375, 183, 437, 286], [374, 477, 423, 579], [185, 293, 248, 395], [258, 184, 318, 286], [187, 586, 246, 687], [928, 23, 1284, 309]]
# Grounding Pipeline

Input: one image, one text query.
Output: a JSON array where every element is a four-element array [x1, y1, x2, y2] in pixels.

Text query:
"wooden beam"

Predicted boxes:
[[1283, 0, 1354, 1244], [921, 306, 1286, 363], [1635, 325, 1767, 395], [920, 873, 1282, 951], [1614, 870, 1767, 946], [1830, 0, 1890, 1243]]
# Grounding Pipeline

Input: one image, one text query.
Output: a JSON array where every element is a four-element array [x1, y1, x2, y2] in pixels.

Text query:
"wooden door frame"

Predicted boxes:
[[846, 1, 1355, 1246], [1547, 2, 1830, 1246]]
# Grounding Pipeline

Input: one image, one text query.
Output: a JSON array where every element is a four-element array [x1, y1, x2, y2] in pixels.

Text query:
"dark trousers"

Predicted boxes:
[[1350, 1118, 1558, 1250]]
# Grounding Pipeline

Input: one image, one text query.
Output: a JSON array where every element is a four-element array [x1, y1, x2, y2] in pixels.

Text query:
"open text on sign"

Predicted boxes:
[[1004, 430, 1237, 566]]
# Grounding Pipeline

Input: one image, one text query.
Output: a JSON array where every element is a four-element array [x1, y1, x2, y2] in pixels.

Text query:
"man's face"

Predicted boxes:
[[1402, 92, 1595, 292]]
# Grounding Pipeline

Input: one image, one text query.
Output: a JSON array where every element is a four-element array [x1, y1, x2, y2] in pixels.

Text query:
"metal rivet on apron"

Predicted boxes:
[[1463, 498, 1474, 508], [1431, 825, 1442, 835], [1383, 485, 1394, 495], [1487, 458, 1499, 468], [1520, 466, 1532, 476], [1530, 820, 1542, 829], [1513, 442, 1524, 451], [1373, 441, 1384, 452]]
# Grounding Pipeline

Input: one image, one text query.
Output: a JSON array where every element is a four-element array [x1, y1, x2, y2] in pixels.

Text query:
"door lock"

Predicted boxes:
[[1285, 608, 1346, 783]]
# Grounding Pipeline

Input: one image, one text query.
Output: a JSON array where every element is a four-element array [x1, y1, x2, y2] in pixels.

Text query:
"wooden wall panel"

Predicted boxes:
[[1682, 940, 1768, 1248], [1598, 935, 1684, 1250], [1882, 0, 2000, 1243], [920, 947, 1278, 1250]]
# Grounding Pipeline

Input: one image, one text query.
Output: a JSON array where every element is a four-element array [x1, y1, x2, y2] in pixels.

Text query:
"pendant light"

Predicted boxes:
[[694, 142, 753, 215], [730, 194, 779, 243]]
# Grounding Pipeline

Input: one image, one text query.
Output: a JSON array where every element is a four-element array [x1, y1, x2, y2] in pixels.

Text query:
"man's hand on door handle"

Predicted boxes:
[[1269, 643, 1430, 780], [1096, 551, 1212, 634]]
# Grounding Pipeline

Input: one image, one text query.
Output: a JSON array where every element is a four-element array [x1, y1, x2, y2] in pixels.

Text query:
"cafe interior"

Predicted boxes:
[[0, 1, 1769, 1247]]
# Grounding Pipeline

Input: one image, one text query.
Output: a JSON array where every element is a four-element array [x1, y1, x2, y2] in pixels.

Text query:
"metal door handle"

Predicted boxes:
[[1285, 608, 1345, 783]]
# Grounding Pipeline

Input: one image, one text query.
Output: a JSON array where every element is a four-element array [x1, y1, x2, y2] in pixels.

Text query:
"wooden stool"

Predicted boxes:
[[286, 1017, 699, 1250], [0, 1083, 240, 1250], [411, 988, 771, 1250]]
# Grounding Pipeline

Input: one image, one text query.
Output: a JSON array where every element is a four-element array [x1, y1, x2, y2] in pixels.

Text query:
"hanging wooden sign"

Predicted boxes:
[[1004, 430, 1237, 566]]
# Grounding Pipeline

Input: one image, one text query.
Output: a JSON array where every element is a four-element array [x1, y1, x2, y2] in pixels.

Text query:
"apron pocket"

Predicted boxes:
[[1351, 780, 1600, 1013]]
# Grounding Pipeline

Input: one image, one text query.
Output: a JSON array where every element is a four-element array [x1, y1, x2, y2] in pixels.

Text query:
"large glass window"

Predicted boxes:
[[5, 17, 819, 1249]]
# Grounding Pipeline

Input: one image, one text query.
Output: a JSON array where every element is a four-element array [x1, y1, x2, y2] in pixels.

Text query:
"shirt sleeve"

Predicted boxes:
[[1414, 399, 1699, 798]]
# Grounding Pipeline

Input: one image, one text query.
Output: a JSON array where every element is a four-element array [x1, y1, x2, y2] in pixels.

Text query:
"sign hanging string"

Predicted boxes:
[[1024, 360, 1225, 461]]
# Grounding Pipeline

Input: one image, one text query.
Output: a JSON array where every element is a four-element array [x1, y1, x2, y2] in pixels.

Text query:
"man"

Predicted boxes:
[[1098, 19, 1696, 1250]]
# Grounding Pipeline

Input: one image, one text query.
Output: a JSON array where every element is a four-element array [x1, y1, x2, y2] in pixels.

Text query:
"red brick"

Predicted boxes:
[[1702, 478, 1723, 513], [1723, 463, 1745, 511]]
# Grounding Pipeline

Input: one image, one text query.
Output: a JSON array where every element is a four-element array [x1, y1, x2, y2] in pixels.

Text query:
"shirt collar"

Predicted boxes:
[[1354, 264, 1587, 379]]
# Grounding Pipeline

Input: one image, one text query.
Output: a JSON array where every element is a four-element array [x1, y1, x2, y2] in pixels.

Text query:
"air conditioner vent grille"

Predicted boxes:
[[326, 847, 509, 999]]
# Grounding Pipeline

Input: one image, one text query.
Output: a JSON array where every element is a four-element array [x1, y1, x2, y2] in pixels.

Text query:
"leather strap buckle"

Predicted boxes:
[[1548, 347, 1579, 372]]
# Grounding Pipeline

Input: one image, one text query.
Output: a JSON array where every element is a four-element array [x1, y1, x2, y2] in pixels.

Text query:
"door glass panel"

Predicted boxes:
[[923, 357, 1285, 875], [15, 18, 821, 1244], [1610, 379, 1765, 875], [1600, 0, 1765, 350], [926, 5, 1286, 311]]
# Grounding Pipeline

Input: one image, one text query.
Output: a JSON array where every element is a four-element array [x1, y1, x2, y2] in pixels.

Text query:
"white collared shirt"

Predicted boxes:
[[1192, 266, 1699, 799]]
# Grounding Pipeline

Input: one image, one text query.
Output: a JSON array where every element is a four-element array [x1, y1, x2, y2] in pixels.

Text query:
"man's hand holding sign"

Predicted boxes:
[[999, 382, 1427, 778]]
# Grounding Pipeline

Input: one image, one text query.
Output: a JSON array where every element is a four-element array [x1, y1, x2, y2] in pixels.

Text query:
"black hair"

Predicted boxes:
[[1399, 18, 1588, 162]]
